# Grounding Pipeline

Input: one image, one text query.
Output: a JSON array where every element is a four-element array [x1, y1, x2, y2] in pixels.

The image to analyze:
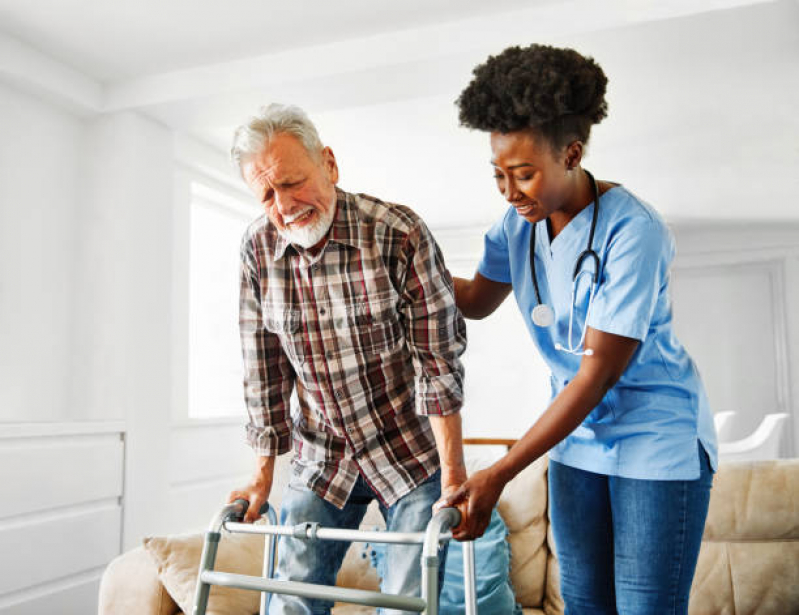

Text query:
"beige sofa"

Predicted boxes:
[[99, 456, 799, 615]]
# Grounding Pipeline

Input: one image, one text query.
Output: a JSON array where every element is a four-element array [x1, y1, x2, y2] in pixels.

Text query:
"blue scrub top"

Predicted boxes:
[[478, 185, 718, 480]]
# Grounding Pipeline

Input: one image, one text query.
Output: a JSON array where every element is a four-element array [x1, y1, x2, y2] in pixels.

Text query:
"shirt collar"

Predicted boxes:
[[272, 187, 366, 261]]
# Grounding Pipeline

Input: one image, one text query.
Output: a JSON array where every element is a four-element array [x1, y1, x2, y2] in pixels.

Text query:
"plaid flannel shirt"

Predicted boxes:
[[239, 188, 466, 508]]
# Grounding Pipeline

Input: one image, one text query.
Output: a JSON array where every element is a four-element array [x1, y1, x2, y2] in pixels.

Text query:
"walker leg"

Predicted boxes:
[[259, 507, 279, 615], [192, 531, 221, 615], [463, 540, 477, 615], [421, 551, 439, 615]]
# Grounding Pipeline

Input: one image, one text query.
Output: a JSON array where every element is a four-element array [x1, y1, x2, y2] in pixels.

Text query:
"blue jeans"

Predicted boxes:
[[269, 470, 445, 615], [548, 444, 713, 615]]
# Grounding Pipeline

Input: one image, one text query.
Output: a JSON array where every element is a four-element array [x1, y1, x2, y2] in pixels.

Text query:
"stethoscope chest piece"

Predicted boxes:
[[531, 304, 554, 327]]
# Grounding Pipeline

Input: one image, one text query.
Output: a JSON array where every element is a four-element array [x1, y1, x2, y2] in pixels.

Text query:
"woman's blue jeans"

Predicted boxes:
[[268, 470, 444, 615], [548, 445, 713, 615]]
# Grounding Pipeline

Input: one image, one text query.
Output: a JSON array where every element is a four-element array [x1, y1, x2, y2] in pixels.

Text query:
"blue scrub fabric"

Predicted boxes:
[[478, 184, 717, 480], [548, 443, 714, 614]]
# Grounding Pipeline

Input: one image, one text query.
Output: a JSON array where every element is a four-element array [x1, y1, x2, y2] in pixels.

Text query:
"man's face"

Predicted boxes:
[[242, 132, 339, 250]]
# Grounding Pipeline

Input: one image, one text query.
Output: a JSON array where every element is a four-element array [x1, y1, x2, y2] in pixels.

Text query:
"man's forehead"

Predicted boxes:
[[249, 137, 311, 178]]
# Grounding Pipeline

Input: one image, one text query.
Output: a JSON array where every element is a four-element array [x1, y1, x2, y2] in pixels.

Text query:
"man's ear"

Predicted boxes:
[[322, 146, 339, 184]]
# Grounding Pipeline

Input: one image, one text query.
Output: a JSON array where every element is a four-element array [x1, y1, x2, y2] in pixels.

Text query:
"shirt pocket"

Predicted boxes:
[[263, 308, 306, 364], [348, 301, 404, 357]]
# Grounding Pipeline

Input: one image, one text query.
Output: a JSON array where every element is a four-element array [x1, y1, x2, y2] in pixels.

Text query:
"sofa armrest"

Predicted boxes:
[[99, 546, 180, 615]]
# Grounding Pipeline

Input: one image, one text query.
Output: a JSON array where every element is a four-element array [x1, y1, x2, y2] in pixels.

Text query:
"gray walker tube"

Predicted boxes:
[[191, 499, 477, 615]]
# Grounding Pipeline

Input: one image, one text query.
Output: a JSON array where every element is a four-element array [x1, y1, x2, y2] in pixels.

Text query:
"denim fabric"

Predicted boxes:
[[269, 470, 445, 615], [548, 443, 713, 615]]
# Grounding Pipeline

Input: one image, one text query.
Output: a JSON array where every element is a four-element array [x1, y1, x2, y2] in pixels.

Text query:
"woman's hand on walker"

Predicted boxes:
[[437, 467, 505, 541]]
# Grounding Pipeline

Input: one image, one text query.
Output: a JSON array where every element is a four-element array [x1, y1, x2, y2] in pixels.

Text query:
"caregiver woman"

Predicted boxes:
[[441, 44, 718, 614]]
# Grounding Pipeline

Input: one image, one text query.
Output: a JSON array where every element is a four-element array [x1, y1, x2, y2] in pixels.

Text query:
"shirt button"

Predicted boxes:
[[334, 389, 344, 400], [325, 351, 334, 360], [319, 307, 326, 315]]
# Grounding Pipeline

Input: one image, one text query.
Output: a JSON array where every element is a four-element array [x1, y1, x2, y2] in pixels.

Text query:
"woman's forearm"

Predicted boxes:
[[491, 328, 639, 484], [491, 370, 611, 484]]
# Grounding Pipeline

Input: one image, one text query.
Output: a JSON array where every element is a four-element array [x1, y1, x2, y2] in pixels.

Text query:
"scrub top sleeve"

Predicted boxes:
[[476, 209, 513, 284], [586, 217, 670, 342]]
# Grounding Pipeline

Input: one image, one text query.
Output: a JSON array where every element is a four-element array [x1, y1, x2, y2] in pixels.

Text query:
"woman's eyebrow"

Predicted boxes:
[[490, 160, 535, 170]]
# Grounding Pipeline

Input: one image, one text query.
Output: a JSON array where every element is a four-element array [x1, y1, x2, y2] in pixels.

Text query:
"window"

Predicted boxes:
[[188, 183, 258, 418]]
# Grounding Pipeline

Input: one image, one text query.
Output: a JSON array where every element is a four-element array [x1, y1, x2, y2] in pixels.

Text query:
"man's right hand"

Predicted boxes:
[[227, 455, 276, 523]]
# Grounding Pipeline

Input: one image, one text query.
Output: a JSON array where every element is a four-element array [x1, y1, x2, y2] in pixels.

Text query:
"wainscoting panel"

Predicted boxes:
[[0, 423, 124, 614], [0, 572, 103, 615], [0, 435, 123, 519], [164, 420, 275, 534]]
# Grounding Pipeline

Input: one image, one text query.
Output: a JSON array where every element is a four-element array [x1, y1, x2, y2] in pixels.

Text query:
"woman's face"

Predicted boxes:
[[489, 130, 574, 224]]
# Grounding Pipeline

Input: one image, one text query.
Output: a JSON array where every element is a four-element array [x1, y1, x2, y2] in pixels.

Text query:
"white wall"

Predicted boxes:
[[311, 0, 799, 229], [0, 81, 191, 612], [0, 81, 85, 422]]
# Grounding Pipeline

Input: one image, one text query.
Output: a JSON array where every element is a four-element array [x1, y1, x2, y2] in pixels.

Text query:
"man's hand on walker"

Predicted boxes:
[[227, 456, 275, 523]]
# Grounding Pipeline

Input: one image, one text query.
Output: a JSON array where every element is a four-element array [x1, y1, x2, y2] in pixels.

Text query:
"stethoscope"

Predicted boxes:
[[529, 169, 601, 357]]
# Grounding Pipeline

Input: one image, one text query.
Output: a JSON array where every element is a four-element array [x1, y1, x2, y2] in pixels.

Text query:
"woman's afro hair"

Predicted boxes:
[[457, 44, 608, 138]]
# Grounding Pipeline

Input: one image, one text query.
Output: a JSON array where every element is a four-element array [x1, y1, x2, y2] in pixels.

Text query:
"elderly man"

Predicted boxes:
[[227, 103, 467, 614]]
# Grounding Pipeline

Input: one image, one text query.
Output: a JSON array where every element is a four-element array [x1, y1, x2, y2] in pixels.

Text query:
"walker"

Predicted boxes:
[[192, 499, 477, 615]]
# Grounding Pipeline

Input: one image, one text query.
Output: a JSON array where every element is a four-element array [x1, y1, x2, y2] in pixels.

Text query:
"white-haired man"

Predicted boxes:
[[227, 104, 467, 614]]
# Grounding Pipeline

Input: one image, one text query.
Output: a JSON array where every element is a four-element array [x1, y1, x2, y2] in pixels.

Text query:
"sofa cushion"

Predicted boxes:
[[543, 523, 564, 615], [143, 529, 267, 615], [99, 545, 180, 615], [703, 459, 799, 541], [688, 459, 799, 614]]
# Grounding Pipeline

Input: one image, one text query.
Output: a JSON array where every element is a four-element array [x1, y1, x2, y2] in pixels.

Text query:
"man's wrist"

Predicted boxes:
[[441, 460, 467, 485]]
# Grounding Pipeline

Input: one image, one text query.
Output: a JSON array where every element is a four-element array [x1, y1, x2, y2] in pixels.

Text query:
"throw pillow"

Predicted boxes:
[[143, 529, 267, 615], [439, 508, 523, 615], [366, 508, 521, 615]]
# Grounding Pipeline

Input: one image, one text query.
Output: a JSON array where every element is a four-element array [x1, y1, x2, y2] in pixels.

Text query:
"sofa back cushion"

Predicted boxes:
[[496, 455, 550, 609], [689, 459, 799, 614]]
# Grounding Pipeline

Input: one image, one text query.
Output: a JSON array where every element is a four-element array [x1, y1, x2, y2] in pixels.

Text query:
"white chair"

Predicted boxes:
[[713, 411, 736, 442], [719, 413, 790, 462]]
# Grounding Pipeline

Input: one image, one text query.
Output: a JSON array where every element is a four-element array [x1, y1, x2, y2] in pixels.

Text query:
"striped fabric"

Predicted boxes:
[[239, 188, 466, 508]]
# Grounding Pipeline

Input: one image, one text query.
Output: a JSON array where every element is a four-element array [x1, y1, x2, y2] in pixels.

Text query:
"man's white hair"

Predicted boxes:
[[230, 103, 324, 168]]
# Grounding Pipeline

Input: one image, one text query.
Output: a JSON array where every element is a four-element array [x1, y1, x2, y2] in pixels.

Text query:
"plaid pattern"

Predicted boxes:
[[239, 188, 466, 508]]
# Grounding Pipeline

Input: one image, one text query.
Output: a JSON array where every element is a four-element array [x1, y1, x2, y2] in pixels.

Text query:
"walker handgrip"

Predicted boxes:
[[436, 506, 461, 530], [226, 499, 271, 523]]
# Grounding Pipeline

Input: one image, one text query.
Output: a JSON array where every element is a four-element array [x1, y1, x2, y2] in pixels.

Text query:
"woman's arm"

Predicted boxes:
[[443, 326, 640, 540], [453, 272, 513, 320]]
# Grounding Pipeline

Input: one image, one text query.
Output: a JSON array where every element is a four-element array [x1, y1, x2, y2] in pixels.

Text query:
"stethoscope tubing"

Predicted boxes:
[[529, 169, 602, 355]]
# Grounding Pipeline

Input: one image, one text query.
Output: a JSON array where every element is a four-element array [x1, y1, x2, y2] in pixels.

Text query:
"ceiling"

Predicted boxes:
[[0, 0, 796, 227], [0, 0, 550, 81]]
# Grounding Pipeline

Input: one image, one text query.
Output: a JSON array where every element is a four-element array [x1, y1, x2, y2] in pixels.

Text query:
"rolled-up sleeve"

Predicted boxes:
[[239, 235, 294, 456], [399, 220, 466, 417]]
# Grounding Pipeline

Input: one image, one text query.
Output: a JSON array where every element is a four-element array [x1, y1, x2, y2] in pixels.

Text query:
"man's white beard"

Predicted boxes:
[[279, 204, 336, 250]]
